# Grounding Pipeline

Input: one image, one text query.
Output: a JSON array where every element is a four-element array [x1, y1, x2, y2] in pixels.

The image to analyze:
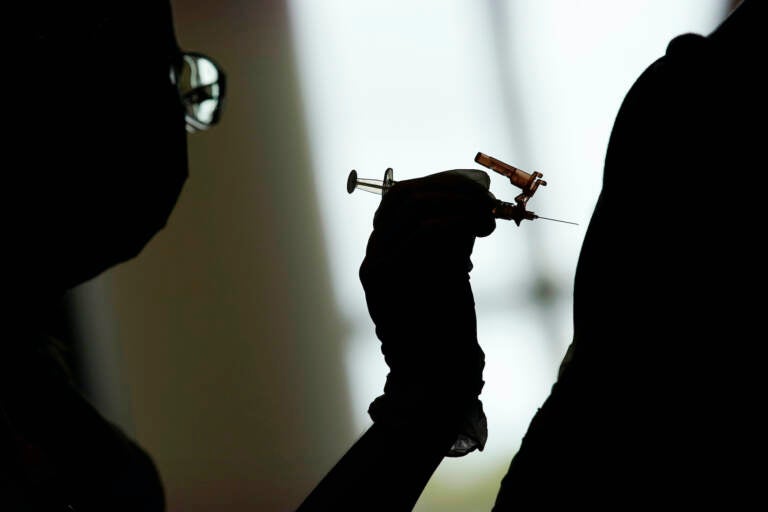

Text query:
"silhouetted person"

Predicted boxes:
[[2, 1, 224, 509], [491, 0, 765, 508]]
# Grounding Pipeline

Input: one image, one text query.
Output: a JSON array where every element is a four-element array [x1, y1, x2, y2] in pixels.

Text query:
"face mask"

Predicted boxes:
[[10, 1, 222, 300]]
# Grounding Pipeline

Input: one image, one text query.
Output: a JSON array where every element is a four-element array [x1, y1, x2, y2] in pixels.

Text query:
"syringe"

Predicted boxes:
[[347, 165, 577, 226]]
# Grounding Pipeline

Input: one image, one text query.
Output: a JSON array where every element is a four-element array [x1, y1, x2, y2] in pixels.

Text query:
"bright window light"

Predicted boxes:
[[287, 1, 724, 509]]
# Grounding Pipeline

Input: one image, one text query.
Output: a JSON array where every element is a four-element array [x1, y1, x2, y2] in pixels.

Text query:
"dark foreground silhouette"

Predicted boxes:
[[3, 1, 223, 509], [493, 1, 765, 508]]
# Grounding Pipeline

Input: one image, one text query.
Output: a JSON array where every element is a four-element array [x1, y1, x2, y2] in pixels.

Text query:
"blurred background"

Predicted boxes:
[[61, 1, 730, 510]]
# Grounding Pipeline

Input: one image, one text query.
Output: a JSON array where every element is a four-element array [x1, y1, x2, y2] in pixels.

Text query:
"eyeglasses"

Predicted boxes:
[[170, 52, 226, 133]]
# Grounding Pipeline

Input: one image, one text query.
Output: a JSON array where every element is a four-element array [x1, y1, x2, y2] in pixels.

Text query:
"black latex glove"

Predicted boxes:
[[359, 169, 497, 456]]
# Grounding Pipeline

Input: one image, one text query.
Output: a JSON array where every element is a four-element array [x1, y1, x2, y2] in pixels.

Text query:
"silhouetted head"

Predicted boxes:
[[10, 1, 224, 308]]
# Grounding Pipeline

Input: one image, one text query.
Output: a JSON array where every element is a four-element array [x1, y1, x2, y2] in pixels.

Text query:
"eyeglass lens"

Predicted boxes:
[[176, 53, 225, 133]]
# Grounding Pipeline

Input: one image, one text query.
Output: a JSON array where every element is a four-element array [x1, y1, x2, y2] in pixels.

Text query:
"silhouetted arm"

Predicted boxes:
[[295, 170, 496, 511]]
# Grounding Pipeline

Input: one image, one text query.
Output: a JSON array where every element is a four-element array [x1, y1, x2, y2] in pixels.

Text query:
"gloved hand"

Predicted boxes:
[[359, 169, 497, 456]]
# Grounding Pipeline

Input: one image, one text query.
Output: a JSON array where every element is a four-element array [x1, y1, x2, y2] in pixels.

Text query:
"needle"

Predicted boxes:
[[534, 215, 579, 225]]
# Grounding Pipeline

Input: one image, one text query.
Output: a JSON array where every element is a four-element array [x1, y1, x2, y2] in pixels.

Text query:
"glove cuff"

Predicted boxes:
[[368, 392, 488, 457]]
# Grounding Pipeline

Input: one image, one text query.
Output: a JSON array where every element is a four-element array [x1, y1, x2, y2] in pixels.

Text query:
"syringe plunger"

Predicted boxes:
[[347, 168, 395, 195]]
